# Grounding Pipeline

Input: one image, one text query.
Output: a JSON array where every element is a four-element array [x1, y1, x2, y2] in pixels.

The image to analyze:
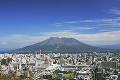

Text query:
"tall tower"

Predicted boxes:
[[40, 49, 41, 55], [84, 54, 86, 65]]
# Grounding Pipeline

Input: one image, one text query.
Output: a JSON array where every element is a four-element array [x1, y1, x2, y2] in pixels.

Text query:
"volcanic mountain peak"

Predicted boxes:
[[39, 37, 84, 46], [15, 37, 120, 52]]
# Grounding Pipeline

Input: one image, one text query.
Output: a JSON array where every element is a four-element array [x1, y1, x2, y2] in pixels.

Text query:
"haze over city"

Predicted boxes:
[[0, 0, 120, 49]]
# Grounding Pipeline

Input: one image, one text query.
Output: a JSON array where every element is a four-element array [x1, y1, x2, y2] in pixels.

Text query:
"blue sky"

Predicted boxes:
[[0, 0, 120, 49]]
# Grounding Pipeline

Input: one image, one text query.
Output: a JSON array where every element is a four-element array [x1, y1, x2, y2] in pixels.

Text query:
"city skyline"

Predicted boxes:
[[0, 0, 120, 48]]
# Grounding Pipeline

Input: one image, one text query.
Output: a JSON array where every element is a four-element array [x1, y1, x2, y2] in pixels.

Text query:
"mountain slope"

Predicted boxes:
[[15, 37, 119, 52], [98, 43, 120, 49]]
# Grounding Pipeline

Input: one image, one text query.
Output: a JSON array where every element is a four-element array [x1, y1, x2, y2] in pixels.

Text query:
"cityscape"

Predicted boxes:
[[0, 0, 120, 80], [0, 37, 120, 80], [0, 50, 120, 80]]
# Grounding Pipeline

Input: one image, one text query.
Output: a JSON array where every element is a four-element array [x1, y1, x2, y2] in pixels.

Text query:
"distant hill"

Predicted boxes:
[[0, 48, 16, 51], [97, 43, 120, 49], [13, 37, 120, 53]]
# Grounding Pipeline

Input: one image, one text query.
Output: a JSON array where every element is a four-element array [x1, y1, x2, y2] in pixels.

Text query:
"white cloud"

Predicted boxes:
[[48, 16, 120, 30], [99, 28, 118, 32], [99, 29, 114, 32], [80, 18, 113, 24], [79, 17, 120, 26], [49, 22, 62, 27], [80, 20, 99, 22], [64, 21, 80, 23], [0, 30, 120, 48], [1, 30, 120, 47], [41, 30, 120, 45], [50, 17, 120, 27], [1, 42, 7, 45], [0, 34, 48, 43], [0, 34, 49, 48], [71, 27, 96, 30], [109, 8, 120, 15]]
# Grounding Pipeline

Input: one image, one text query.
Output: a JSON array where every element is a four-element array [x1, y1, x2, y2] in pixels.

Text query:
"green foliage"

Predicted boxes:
[[0, 74, 33, 80], [0, 74, 10, 80], [53, 60, 57, 64]]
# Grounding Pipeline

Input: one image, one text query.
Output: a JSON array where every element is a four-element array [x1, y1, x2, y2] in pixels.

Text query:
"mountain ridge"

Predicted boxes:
[[14, 37, 120, 52]]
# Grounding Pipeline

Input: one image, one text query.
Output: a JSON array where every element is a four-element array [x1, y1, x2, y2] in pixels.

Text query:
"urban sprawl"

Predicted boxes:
[[0, 52, 120, 80]]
